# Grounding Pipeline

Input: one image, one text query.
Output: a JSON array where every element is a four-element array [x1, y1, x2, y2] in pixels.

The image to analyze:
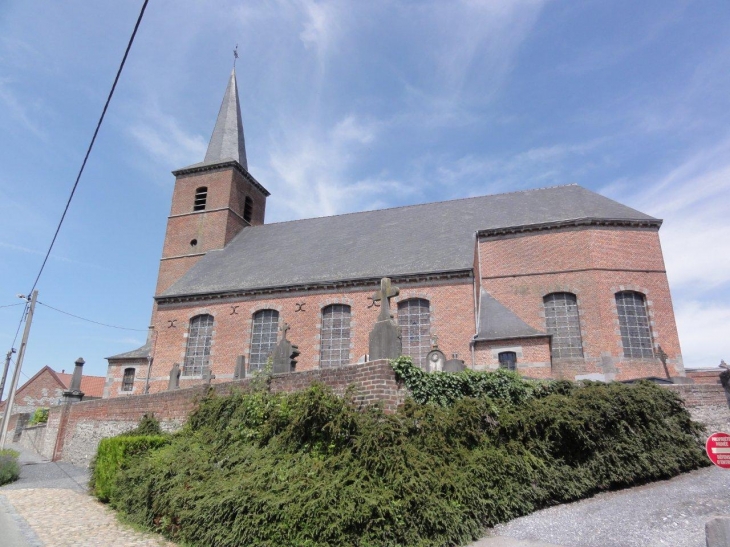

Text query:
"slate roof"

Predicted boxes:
[[475, 290, 547, 342], [203, 68, 247, 169], [107, 340, 151, 360], [160, 184, 658, 299]]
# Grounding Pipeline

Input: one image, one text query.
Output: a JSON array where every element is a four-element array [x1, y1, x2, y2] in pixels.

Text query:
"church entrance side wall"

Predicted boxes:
[[478, 227, 683, 381], [107, 280, 476, 397]]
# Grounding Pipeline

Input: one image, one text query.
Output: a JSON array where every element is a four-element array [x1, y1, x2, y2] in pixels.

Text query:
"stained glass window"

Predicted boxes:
[[398, 298, 431, 368], [320, 305, 351, 368], [544, 292, 584, 358], [250, 309, 279, 370], [615, 291, 654, 358], [184, 314, 214, 376]]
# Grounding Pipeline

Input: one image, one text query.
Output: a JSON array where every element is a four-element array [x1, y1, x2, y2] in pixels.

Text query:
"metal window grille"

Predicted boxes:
[[194, 186, 207, 211], [243, 196, 253, 222], [544, 292, 584, 358], [122, 368, 135, 391], [498, 351, 517, 371], [250, 309, 279, 370], [183, 314, 214, 376], [320, 304, 351, 368], [398, 298, 431, 369], [615, 291, 654, 358]]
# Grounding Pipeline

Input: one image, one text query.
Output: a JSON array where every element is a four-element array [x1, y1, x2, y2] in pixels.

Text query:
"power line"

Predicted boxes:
[[27, 0, 150, 297], [0, 303, 24, 310], [37, 301, 147, 332]]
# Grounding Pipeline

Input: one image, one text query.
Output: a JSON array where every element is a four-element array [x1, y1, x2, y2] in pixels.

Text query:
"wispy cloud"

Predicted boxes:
[[0, 241, 106, 270], [674, 300, 730, 368], [128, 109, 207, 171], [0, 78, 44, 137]]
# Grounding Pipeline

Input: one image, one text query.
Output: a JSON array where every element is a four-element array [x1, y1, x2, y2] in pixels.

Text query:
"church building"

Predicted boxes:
[[104, 69, 685, 397]]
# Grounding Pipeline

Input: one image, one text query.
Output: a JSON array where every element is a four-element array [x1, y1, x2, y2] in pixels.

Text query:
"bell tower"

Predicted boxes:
[[154, 68, 270, 297]]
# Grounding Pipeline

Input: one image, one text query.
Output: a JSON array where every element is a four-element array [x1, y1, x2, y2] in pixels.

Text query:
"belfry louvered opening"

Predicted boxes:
[[194, 186, 208, 211], [243, 196, 253, 222]]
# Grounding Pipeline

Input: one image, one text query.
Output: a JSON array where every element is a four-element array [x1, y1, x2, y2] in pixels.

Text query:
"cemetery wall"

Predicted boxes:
[[666, 384, 730, 435], [53, 359, 404, 467], [479, 227, 684, 381]]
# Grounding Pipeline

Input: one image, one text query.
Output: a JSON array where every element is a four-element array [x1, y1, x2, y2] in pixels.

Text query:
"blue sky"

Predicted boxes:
[[0, 0, 728, 389]]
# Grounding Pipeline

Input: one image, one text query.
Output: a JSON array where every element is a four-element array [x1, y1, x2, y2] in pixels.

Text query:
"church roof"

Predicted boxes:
[[107, 340, 151, 360], [159, 184, 659, 300], [203, 68, 248, 169], [475, 290, 547, 342]]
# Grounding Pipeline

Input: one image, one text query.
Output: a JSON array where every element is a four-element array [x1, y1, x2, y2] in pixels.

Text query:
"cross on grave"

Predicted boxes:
[[371, 277, 399, 321], [202, 368, 216, 385], [280, 322, 290, 339]]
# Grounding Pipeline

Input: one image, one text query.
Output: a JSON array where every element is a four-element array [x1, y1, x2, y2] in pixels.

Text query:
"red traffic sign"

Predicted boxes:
[[706, 432, 730, 469]]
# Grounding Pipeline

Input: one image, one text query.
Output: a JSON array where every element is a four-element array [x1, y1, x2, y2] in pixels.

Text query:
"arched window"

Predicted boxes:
[[544, 292, 583, 358], [398, 298, 431, 368], [243, 196, 253, 223], [194, 186, 208, 211], [184, 314, 214, 376], [615, 291, 654, 358], [320, 305, 351, 368], [498, 351, 517, 371], [250, 309, 279, 371], [122, 368, 135, 391]]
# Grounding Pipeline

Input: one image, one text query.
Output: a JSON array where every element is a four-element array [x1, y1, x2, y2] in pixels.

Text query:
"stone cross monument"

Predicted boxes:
[[368, 277, 402, 361], [272, 322, 300, 373], [62, 357, 85, 403], [167, 363, 181, 391]]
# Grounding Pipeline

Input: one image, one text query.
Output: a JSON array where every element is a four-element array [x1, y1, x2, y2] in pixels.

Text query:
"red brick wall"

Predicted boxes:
[[0, 368, 65, 415], [474, 337, 552, 378], [109, 279, 476, 397], [56, 360, 405, 464], [685, 370, 723, 385], [478, 227, 683, 381], [104, 358, 149, 398], [155, 166, 267, 297]]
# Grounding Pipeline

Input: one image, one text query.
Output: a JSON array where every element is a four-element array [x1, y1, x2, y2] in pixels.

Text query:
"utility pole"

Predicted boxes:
[[0, 290, 38, 449], [0, 348, 16, 404]]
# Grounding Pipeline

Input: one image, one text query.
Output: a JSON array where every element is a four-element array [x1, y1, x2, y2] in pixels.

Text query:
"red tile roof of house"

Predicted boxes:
[[55, 372, 106, 398]]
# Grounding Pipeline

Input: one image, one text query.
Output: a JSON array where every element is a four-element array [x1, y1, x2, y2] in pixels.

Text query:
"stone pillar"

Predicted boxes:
[[62, 357, 85, 403]]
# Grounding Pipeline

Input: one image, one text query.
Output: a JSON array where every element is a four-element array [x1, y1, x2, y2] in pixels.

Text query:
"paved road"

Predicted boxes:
[[475, 465, 730, 547]]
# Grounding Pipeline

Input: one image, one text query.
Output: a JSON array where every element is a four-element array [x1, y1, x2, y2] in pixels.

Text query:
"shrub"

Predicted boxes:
[[92, 435, 169, 502], [28, 407, 49, 425], [391, 355, 569, 406], [102, 381, 707, 547], [120, 413, 163, 437], [0, 448, 20, 486]]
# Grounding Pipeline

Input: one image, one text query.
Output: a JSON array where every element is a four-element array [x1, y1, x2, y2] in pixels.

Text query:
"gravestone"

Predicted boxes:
[[168, 363, 181, 390], [368, 278, 402, 361], [62, 357, 85, 403], [272, 323, 300, 374], [234, 355, 246, 379], [443, 359, 466, 373], [426, 348, 446, 372]]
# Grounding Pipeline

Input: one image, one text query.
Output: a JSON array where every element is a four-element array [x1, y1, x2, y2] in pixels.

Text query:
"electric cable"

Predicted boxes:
[[37, 301, 147, 332], [0, 303, 24, 310], [27, 0, 150, 296]]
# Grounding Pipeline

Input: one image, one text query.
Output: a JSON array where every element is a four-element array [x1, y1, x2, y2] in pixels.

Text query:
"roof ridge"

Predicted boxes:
[[257, 184, 581, 228]]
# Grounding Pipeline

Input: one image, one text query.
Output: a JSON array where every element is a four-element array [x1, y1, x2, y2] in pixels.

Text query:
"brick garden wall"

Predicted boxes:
[[666, 384, 730, 435], [52, 360, 404, 467]]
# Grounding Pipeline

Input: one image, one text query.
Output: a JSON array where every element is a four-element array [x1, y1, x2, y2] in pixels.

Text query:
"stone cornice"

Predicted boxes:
[[477, 217, 662, 239], [172, 160, 271, 197], [155, 269, 473, 306]]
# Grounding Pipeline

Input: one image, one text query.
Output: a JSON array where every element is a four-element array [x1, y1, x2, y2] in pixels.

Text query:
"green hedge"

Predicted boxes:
[[92, 435, 169, 502], [99, 376, 708, 547], [0, 448, 20, 486], [29, 407, 49, 425]]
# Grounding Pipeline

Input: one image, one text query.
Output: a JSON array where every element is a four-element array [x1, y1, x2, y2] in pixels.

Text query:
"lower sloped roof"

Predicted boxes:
[[161, 184, 657, 299], [475, 290, 548, 342]]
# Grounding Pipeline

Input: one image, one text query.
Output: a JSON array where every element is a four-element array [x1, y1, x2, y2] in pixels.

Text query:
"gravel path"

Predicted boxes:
[[481, 466, 730, 547]]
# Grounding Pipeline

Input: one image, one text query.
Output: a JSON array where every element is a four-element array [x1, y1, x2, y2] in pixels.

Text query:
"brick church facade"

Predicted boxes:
[[104, 69, 684, 398]]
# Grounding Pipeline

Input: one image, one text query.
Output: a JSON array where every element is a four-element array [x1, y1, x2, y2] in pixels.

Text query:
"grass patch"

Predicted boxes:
[[0, 448, 20, 486]]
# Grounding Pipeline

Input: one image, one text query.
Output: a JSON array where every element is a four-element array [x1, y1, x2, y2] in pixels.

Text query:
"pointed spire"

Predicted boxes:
[[204, 68, 248, 170]]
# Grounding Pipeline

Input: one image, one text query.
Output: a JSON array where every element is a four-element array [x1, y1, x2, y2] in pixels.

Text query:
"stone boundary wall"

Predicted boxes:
[[49, 359, 404, 467], [665, 384, 730, 435]]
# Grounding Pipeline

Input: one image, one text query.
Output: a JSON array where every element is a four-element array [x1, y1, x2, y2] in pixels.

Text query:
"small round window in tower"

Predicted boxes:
[[190, 239, 198, 247]]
